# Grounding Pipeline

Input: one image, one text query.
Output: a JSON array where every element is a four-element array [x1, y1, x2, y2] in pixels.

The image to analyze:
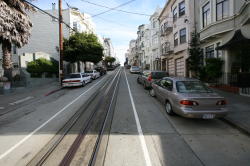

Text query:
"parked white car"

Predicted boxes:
[[62, 73, 92, 88], [85, 70, 100, 80]]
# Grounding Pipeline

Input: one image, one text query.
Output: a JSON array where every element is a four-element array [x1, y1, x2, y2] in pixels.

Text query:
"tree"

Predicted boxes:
[[104, 56, 116, 66], [204, 58, 224, 83], [63, 32, 104, 72], [0, 0, 34, 80], [187, 31, 204, 78]]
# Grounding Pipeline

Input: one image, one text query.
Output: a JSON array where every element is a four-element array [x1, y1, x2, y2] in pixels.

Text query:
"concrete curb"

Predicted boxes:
[[44, 87, 63, 96], [221, 117, 250, 136]]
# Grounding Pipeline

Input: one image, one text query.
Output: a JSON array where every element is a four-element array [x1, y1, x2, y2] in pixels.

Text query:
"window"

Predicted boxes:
[[160, 79, 173, 91], [173, 7, 177, 22], [202, 2, 210, 28], [164, 22, 169, 31], [179, 28, 186, 44], [216, 0, 229, 21], [13, 45, 17, 54], [216, 42, 222, 58], [73, 22, 77, 31], [179, 1, 185, 17], [205, 45, 215, 58], [174, 32, 178, 47]]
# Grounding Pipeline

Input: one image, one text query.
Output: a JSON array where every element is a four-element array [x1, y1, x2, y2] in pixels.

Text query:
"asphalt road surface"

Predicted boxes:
[[0, 67, 250, 166]]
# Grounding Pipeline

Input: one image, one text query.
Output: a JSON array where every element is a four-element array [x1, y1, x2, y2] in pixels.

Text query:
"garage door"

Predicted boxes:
[[175, 58, 184, 76], [167, 59, 174, 76]]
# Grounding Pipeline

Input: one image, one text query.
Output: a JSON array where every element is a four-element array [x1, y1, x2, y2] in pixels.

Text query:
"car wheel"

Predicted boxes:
[[137, 78, 141, 84], [165, 101, 174, 115], [143, 82, 147, 89], [82, 81, 86, 87], [149, 89, 155, 97]]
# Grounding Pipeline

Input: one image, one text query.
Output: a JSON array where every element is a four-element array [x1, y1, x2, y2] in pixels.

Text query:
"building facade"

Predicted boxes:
[[159, 0, 196, 77], [0, 5, 96, 74], [195, 0, 250, 84], [150, 8, 162, 71]]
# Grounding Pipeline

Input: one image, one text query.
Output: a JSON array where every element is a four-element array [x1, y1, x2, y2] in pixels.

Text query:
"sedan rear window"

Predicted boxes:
[[176, 81, 213, 93], [132, 66, 139, 69], [152, 72, 169, 79], [67, 74, 81, 78], [85, 71, 93, 73]]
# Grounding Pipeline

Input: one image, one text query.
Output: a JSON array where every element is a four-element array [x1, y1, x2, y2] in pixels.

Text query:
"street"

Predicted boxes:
[[0, 67, 249, 166]]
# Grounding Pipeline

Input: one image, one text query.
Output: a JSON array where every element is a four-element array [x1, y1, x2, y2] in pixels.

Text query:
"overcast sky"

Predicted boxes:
[[32, 0, 166, 64]]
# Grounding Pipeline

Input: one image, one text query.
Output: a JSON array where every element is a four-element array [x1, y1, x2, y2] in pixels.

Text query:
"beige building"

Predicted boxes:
[[195, 0, 250, 84], [159, 0, 196, 77]]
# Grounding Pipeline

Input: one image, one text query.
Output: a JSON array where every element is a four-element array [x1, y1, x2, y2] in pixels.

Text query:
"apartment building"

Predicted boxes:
[[159, 0, 196, 77], [127, 40, 137, 66], [150, 8, 162, 71], [195, 0, 250, 84]]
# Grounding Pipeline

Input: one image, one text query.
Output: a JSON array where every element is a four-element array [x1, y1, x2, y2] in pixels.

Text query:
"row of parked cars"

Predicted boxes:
[[136, 70, 228, 119], [62, 67, 106, 88]]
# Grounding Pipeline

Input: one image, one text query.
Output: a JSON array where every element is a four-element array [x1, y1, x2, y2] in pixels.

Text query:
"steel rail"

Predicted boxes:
[[59, 69, 121, 165], [27, 69, 120, 166]]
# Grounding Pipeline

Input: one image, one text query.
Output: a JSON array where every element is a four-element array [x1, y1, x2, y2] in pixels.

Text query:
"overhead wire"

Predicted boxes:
[[23, 0, 77, 32], [88, 0, 136, 18], [80, 0, 151, 16]]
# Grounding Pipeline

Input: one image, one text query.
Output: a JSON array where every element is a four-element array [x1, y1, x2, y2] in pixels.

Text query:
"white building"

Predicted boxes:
[[149, 7, 162, 71], [0, 4, 96, 74], [159, 0, 196, 76]]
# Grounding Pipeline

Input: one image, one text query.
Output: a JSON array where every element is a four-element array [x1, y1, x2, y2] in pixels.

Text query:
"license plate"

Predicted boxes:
[[202, 114, 215, 119]]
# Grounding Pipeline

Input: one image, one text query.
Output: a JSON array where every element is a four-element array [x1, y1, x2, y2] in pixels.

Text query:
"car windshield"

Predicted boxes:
[[66, 74, 81, 79], [85, 71, 93, 73], [176, 81, 213, 93], [152, 72, 168, 79]]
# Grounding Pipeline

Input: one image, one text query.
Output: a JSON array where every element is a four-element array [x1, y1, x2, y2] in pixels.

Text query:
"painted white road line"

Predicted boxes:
[[9, 96, 34, 105], [0, 69, 120, 160], [0, 107, 4, 110], [124, 69, 152, 166]]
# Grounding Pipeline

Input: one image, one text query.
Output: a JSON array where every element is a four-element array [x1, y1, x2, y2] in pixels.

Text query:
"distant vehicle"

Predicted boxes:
[[107, 65, 115, 71], [62, 73, 91, 87], [150, 77, 228, 119], [130, 66, 140, 74], [126, 65, 131, 69], [95, 67, 107, 76], [137, 71, 169, 89], [85, 70, 100, 80]]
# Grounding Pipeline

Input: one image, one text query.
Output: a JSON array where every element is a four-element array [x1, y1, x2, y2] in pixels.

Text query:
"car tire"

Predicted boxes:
[[89, 79, 92, 83], [82, 81, 86, 87], [137, 78, 141, 84], [149, 89, 155, 97], [165, 101, 174, 115], [143, 82, 147, 89]]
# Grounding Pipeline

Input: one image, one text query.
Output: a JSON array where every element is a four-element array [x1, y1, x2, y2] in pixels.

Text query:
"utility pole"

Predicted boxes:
[[59, 0, 64, 85]]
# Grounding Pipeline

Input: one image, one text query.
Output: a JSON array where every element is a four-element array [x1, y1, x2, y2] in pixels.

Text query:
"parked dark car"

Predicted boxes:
[[95, 67, 107, 76], [107, 65, 115, 71], [137, 71, 169, 89], [149, 77, 228, 119]]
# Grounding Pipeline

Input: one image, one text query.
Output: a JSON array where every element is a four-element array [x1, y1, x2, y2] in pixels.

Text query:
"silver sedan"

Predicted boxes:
[[150, 77, 228, 119]]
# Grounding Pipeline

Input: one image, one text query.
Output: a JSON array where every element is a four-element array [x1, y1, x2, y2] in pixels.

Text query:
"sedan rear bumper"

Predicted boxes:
[[177, 107, 228, 119], [62, 82, 82, 87]]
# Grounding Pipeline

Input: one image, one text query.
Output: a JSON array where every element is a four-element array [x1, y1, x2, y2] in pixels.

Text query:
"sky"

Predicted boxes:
[[32, 0, 166, 64]]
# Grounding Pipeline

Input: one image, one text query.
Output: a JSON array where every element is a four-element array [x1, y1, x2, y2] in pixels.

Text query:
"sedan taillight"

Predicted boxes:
[[216, 100, 227, 105], [180, 100, 199, 106], [148, 74, 152, 82]]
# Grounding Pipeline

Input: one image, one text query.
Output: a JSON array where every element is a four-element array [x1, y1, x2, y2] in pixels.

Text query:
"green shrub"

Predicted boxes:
[[204, 58, 224, 83], [27, 58, 59, 77]]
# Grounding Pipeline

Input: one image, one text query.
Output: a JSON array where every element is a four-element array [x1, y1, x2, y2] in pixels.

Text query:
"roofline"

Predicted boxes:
[[159, 0, 174, 18]]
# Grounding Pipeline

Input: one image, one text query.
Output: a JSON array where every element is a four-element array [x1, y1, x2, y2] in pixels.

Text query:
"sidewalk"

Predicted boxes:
[[214, 89, 250, 135], [0, 81, 62, 115]]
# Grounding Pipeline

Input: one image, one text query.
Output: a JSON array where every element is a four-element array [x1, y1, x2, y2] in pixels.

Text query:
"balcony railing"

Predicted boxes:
[[160, 23, 173, 36], [161, 42, 174, 56]]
